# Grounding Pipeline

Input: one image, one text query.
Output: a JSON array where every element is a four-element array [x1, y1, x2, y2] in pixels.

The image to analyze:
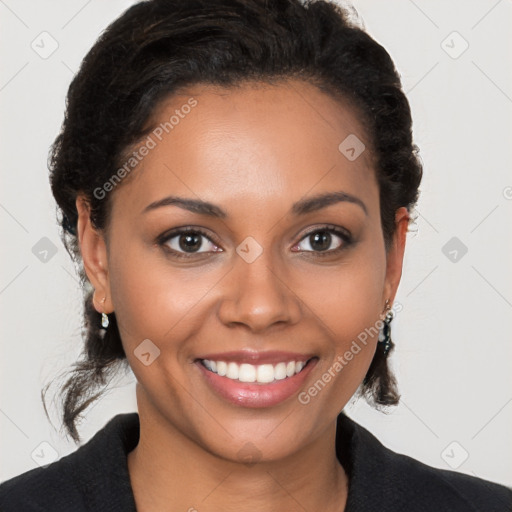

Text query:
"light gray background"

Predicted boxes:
[[1, 0, 511, 487]]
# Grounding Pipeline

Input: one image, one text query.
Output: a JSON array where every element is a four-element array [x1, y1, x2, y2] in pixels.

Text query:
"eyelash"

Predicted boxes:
[[156, 225, 353, 260]]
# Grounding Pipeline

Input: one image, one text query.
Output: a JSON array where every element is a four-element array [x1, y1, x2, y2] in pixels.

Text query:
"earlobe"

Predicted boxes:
[[75, 195, 112, 313], [382, 207, 410, 308]]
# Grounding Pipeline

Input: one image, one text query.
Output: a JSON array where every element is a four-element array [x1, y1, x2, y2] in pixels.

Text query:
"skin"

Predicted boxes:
[[76, 79, 409, 512]]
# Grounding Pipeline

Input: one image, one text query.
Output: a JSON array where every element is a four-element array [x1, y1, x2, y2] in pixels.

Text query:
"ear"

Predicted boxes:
[[76, 194, 113, 313], [382, 207, 410, 308]]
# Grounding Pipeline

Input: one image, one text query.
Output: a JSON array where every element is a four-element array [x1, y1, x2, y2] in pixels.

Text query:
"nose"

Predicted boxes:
[[217, 248, 302, 333]]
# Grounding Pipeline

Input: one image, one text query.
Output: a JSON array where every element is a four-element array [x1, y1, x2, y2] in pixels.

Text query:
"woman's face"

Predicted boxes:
[[79, 79, 408, 462]]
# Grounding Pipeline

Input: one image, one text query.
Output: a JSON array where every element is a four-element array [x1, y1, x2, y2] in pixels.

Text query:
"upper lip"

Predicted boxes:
[[196, 350, 315, 365]]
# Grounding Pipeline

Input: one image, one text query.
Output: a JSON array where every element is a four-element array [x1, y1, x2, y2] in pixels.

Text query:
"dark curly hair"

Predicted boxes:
[[43, 0, 422, 443]]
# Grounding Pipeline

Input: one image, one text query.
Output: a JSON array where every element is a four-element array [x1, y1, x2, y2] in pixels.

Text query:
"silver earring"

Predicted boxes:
[[100, 296, 109, 329]]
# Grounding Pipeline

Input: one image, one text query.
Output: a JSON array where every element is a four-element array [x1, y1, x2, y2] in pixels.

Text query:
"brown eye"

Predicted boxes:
[[177, 232, 203, 252], [308, 231, 334, 252], [160, 228, 222, 257], [293, 226, 352, 254]]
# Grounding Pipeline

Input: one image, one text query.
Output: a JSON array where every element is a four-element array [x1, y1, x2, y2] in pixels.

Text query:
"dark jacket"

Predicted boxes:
[[0, 412, 510, 511]]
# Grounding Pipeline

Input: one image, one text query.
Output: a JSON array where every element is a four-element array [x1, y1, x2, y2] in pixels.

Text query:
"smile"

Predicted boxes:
[[195, 354, 318, 408], [200, 359, 309, 384]]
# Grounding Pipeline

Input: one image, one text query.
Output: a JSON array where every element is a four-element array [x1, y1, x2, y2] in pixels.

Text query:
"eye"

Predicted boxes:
[[157, 225, 352, 260], [292, 226, 352, 255], [159, 227, 222, 258]]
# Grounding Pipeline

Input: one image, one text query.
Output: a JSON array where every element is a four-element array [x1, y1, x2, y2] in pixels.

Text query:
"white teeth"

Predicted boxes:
[[274, 362, 287, 380], [257, 364, 275, 383], [239, 363, 256, 383], [217, 361, 227, 376], [201, 358, 310, 383], [226, 362, 239, 379]]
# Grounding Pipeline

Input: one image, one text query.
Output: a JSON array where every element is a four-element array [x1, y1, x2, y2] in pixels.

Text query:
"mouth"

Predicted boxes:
[[194, 353, 319, 408], [198, 357, 315, 384]]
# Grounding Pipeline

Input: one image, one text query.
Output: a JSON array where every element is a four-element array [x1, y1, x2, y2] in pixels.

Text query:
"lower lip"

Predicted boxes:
[[195, 358, 318, 408]]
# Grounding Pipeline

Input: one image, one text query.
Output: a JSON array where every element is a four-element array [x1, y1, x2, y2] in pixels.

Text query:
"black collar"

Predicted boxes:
[[63, 412, 510, 511]]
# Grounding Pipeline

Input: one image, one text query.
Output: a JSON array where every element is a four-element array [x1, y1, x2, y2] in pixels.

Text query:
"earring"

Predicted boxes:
[[100, 296, 109, 329], [378, 299, 394, 356]]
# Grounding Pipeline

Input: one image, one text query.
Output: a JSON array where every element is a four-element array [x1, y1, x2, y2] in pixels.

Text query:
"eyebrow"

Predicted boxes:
[[142, 191, 368, 217]]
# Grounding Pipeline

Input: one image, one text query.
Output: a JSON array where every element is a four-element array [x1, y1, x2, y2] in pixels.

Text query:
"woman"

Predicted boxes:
[[1, 0, 510, 510]]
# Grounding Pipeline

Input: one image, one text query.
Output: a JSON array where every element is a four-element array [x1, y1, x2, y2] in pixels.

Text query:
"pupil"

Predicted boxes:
[[179, 233, 202, 252], [311, 231, 331, 251]]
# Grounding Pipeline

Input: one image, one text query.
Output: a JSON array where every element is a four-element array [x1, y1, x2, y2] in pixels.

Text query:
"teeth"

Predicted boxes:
[[239, 364, 256, 382], [217, 361, 227, 376], [274, 362, 287, 380], [201, 358, 309, 383], [257, 364, 275, 383], [226, 362, 239, 379]]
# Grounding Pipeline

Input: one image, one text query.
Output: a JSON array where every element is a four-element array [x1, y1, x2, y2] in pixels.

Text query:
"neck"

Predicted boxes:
[[127, 398, 348, 512]]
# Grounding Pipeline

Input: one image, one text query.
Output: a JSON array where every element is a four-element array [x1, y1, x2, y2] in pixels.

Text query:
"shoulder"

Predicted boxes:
[[338, 413, 512, 511], [0, 450, 86, 511], [0, 413, 139, 512], [385, 446, 512, 511]]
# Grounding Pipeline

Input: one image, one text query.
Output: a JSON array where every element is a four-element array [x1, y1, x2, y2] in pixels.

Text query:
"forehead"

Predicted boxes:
[[110, 79, 378, 221]]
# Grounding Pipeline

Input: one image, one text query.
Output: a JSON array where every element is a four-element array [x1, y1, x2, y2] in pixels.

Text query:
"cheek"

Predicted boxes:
[[107, 250, 225, 403], [107, 238, 220, 352], [293, 241, 387, 404], [295, 240, 386, 343]]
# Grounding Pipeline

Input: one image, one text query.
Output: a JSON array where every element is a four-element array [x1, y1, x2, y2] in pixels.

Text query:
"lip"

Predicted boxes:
[[195, 356, 318, 408], [195, 350, 314, 365]]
